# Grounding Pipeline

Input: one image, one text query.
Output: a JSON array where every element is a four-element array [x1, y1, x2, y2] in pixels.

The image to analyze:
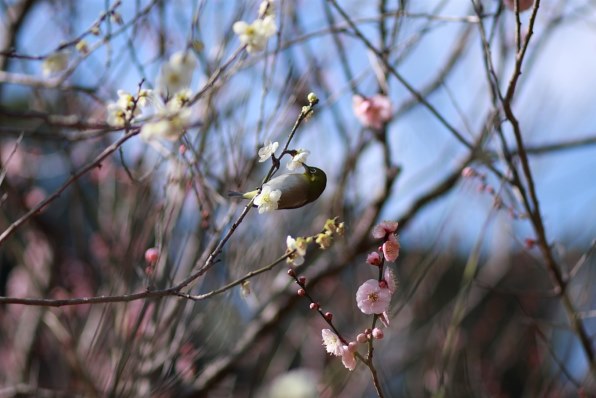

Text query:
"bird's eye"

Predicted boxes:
[[309, 168, 316, 174]]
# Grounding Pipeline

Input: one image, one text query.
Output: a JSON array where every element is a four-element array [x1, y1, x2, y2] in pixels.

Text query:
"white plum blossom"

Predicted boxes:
[[42, 51, 69, 76], [140, 99, 191, 141], [106, 103, 127, 127], [137, 89, 153, 107], [286, 149, 310, 170], [322, 330, 357, 371], [254, 185, 281, 213], [171, 88, 192, 109], [286, 236, 307, 265], [107, 89, 152, 127], [233, 16, 277, 53], [321, 329, 343, 356], [156, 51, 197, 97], [258, 140, 279, 162]]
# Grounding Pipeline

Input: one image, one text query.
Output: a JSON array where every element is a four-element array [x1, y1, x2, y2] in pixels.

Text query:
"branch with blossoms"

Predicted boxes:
[[286, 220, 399, 398]]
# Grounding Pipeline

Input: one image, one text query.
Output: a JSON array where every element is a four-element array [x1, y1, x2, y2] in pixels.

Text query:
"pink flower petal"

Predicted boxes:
[[341, 348, 357, 371], [383, 235, 400, 262]]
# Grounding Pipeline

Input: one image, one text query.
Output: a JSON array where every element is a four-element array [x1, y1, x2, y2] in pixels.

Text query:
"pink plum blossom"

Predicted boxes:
[[383, 234, 400, 262], [341, 347, 357, 371], [372, 220, 399, 239], [352, 94, 392, 129], [356, 279, 392, 314]]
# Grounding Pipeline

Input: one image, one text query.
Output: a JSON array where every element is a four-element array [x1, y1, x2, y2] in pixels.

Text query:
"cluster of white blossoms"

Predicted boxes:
[[252, 140, 311, 214], [233, 1, 277, 53], [106, 50, 197, 142], [257, 141, 310, 171], [140, 88, 193, 141], [140, 51, 197, 141], [106, 89, 152, 127]]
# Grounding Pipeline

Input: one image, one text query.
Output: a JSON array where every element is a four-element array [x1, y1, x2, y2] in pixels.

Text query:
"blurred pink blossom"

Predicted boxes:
[[352, 94, 392, 129], [383, 267, 398, 294], [0, 140, 26, 178], [24, 186, 47, 211], [372, 220, 399, 239], [145, 247, 159, 264], [176, 343, 198, 382]]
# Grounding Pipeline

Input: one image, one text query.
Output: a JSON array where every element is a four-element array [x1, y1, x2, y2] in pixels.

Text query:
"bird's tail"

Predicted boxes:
[[228, 191, 244, 198]]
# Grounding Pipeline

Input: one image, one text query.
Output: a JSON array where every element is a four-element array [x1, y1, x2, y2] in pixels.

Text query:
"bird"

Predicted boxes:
[[229, 164, 327, 210]]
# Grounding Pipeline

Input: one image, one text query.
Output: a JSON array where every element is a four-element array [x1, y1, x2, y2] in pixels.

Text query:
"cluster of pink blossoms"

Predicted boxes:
[[321, 220, 400, 371], [352, 94, 392, 130]]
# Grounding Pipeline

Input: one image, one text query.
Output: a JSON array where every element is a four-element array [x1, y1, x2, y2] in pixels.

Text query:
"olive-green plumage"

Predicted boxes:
[[229, 164, 327, 209]]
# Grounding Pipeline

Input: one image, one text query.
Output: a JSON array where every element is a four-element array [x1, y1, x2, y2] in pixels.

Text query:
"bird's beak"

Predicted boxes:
[[301, 163, 311, 171]]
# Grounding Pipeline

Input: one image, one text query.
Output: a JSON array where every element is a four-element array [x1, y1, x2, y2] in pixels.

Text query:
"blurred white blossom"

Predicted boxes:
[[233, 16, 277, 53], [156, 51, 197, 97], [42, 51, 69, 76]]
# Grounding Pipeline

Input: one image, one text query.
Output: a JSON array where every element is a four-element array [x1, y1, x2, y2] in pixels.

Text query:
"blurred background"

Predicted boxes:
[[1, 0, 596, 396]]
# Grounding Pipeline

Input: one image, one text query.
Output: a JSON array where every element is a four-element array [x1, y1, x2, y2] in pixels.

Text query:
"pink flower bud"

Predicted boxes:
[[324, 312, 333, 321], [144, 248, 159, 264], [309, 303, 319, 310], [367, 252, 382, 266], [298, 276, 306, 285], [461, 167, 475, 178], [524, 238, 537, 250], [348, 342, 358, 352], [357, 333, 368, 344], [297, 288, 306, 296], [372, 328, 384, 339]]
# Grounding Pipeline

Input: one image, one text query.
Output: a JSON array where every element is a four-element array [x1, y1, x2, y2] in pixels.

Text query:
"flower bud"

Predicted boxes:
[[372, 328, 384, 340]]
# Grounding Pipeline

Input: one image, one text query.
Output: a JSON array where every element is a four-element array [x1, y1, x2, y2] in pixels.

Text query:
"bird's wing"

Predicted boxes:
[[265, 174, 310, 209]]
